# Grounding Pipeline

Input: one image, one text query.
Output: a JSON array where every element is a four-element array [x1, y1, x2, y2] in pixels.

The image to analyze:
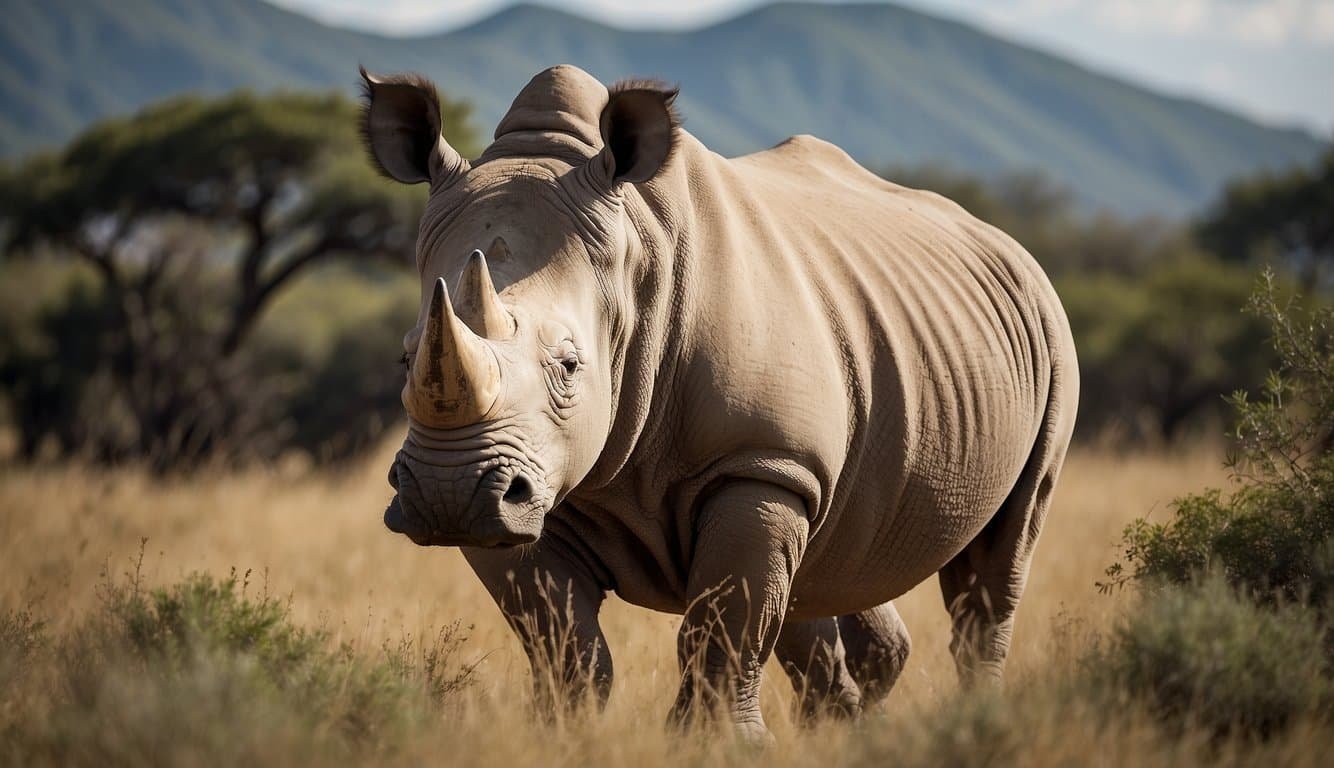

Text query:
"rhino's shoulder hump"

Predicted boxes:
[[734, 134, 865, 174], [727, 134, 978, 226]]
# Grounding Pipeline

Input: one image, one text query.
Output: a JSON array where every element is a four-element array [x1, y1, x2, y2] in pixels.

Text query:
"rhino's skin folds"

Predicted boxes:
[[364, 65, 1078, 738]]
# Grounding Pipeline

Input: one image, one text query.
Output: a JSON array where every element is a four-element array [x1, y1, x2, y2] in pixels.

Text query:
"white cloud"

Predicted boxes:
[[992, 0, 1334, 47], [1093, 0, 1209, 35], [270, 0, 766, 33], [268, 0, 493, 33]]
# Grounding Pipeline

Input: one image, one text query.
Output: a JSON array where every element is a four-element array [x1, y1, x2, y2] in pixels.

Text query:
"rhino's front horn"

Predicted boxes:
[[452, 250, 515, 340], [405, 277, 502, 428]]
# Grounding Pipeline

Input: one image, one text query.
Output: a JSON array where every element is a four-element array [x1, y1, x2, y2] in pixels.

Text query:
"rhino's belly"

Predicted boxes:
[[786, 494, 1008, 619], [787, 421, 1034, 619]]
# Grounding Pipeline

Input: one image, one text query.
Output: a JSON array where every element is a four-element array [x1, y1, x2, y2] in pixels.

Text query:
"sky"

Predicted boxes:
[[267, 0, 1334, 135]]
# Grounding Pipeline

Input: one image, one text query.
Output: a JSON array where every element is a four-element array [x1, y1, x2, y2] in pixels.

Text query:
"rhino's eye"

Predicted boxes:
[[543, 342, 581, 414]]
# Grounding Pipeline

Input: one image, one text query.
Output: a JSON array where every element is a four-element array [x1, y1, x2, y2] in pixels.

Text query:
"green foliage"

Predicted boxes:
[[1105, 274, 1334, 606], [1198, 147, 1334, 289], [1084, 272, 1334, 745], [1229, 273, 1334, 481], [0, 261, 113, 457], [1061, 255, 1272, 440], [0, 87, 477, 468], [3, 558, 475, 765], [0, 259, 416, 462], [1088, 577, 1330, 739], [1, 88, 441, 261], [94, 570, 324, 677], [249, 264, 419, 460]]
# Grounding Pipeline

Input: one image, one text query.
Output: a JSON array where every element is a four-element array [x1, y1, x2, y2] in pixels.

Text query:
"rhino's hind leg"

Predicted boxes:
[[938, 383, 1073, 685], [938, 461, 1063, 685], [775, 617, 863, 720], [839, 601, 911, 705]]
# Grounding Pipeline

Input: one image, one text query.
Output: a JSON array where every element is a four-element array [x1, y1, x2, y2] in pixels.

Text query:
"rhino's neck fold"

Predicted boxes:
[[577, 142, 709, 494]]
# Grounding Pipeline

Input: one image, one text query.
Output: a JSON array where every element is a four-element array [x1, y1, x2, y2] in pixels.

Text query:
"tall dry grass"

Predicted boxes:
[[7, 441, 1326, 766]]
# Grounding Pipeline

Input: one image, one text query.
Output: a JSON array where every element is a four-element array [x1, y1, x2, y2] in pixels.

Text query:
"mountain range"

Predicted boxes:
[[2, 0, 1326, 214]]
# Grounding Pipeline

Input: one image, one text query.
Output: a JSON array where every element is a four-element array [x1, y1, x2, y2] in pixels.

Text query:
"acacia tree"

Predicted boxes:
[[0, 90, 476, 467]]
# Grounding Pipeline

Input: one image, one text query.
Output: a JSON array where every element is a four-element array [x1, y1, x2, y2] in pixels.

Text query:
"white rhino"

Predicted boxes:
[[365, 64, 1078, 738]]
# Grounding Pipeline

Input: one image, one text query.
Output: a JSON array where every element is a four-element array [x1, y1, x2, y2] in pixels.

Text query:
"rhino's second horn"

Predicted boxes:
[[405, 277, 502, 428], [453, 249, 516, 340]]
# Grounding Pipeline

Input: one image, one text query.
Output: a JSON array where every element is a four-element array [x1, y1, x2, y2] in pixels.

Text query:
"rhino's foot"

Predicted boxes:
[[666, 690, 773, 745], [779, 613, 912, 722], [731, 717, 775, 747], [796, 684, 862, 722]]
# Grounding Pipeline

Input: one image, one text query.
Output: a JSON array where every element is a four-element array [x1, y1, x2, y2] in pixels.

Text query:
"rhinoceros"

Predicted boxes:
[[365, 64, 1078, 738]]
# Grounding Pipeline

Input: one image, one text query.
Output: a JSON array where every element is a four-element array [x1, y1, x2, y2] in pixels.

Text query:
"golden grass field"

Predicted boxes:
[[7, 440, 1328, 766]]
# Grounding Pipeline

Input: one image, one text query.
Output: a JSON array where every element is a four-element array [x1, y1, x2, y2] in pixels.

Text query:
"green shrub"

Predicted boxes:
[[1111, 483, 1334, 609], [1088, 577, 1329, 738], [4, 555, 475, 766], [1090, 274, 1334, 740], [1105, 272, 1334, 607]]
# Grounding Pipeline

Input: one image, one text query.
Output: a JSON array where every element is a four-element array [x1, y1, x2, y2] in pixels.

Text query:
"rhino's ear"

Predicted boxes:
[[360, 67, 468, 185], [594, 79, 680, 185]]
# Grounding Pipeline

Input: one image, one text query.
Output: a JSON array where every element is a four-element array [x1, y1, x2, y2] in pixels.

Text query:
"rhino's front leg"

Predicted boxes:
[[671, 480, 809, 740], [463, 537, 612, 714]]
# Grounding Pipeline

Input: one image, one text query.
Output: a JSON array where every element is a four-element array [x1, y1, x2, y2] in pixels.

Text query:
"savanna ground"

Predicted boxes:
[[8, 440, 1328, 766]]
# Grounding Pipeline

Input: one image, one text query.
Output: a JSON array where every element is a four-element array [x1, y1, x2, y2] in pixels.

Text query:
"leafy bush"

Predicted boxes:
[[1087, 577, 1330, 739], [1110, 484, 1334, 609], [1105, 273, 1334, 606], [2, 555, 475, 765]]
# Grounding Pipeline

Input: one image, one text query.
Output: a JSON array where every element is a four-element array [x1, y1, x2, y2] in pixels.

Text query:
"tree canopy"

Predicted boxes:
[[0, 88, 477, 467], [2, 89, 475, 354]]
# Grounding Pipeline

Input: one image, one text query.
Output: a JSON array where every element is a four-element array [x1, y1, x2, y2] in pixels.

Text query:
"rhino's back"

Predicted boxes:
[[697, 135, 1073, 613]]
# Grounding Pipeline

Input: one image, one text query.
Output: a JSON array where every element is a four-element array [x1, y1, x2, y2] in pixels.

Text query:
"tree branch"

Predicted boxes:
[[238, 182, 276, 296], [219, 230, 339, 358]]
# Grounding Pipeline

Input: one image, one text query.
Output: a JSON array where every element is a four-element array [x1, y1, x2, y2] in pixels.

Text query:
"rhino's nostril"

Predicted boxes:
[[503, 474, 534, 504]]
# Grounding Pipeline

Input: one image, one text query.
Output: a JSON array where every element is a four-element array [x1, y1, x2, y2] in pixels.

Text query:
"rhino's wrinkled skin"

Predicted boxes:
[[365, 65, 1078, 738]]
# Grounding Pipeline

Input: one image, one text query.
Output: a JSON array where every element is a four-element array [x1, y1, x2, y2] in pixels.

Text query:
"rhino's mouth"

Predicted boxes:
[[383, 494, 536, 548], [383, 495, 447, 546], [384, 456, 546, 548]]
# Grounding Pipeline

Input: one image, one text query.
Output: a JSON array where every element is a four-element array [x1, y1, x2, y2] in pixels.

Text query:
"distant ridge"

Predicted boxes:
[[0, 0, 1325, 214]]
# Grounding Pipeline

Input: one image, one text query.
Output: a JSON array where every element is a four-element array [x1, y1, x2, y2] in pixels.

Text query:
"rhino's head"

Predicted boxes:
[[362, 66, 678, 548]]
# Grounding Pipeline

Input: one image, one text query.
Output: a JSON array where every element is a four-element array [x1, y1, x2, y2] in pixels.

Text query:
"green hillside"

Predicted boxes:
[[1, 0, 1325, 214]]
